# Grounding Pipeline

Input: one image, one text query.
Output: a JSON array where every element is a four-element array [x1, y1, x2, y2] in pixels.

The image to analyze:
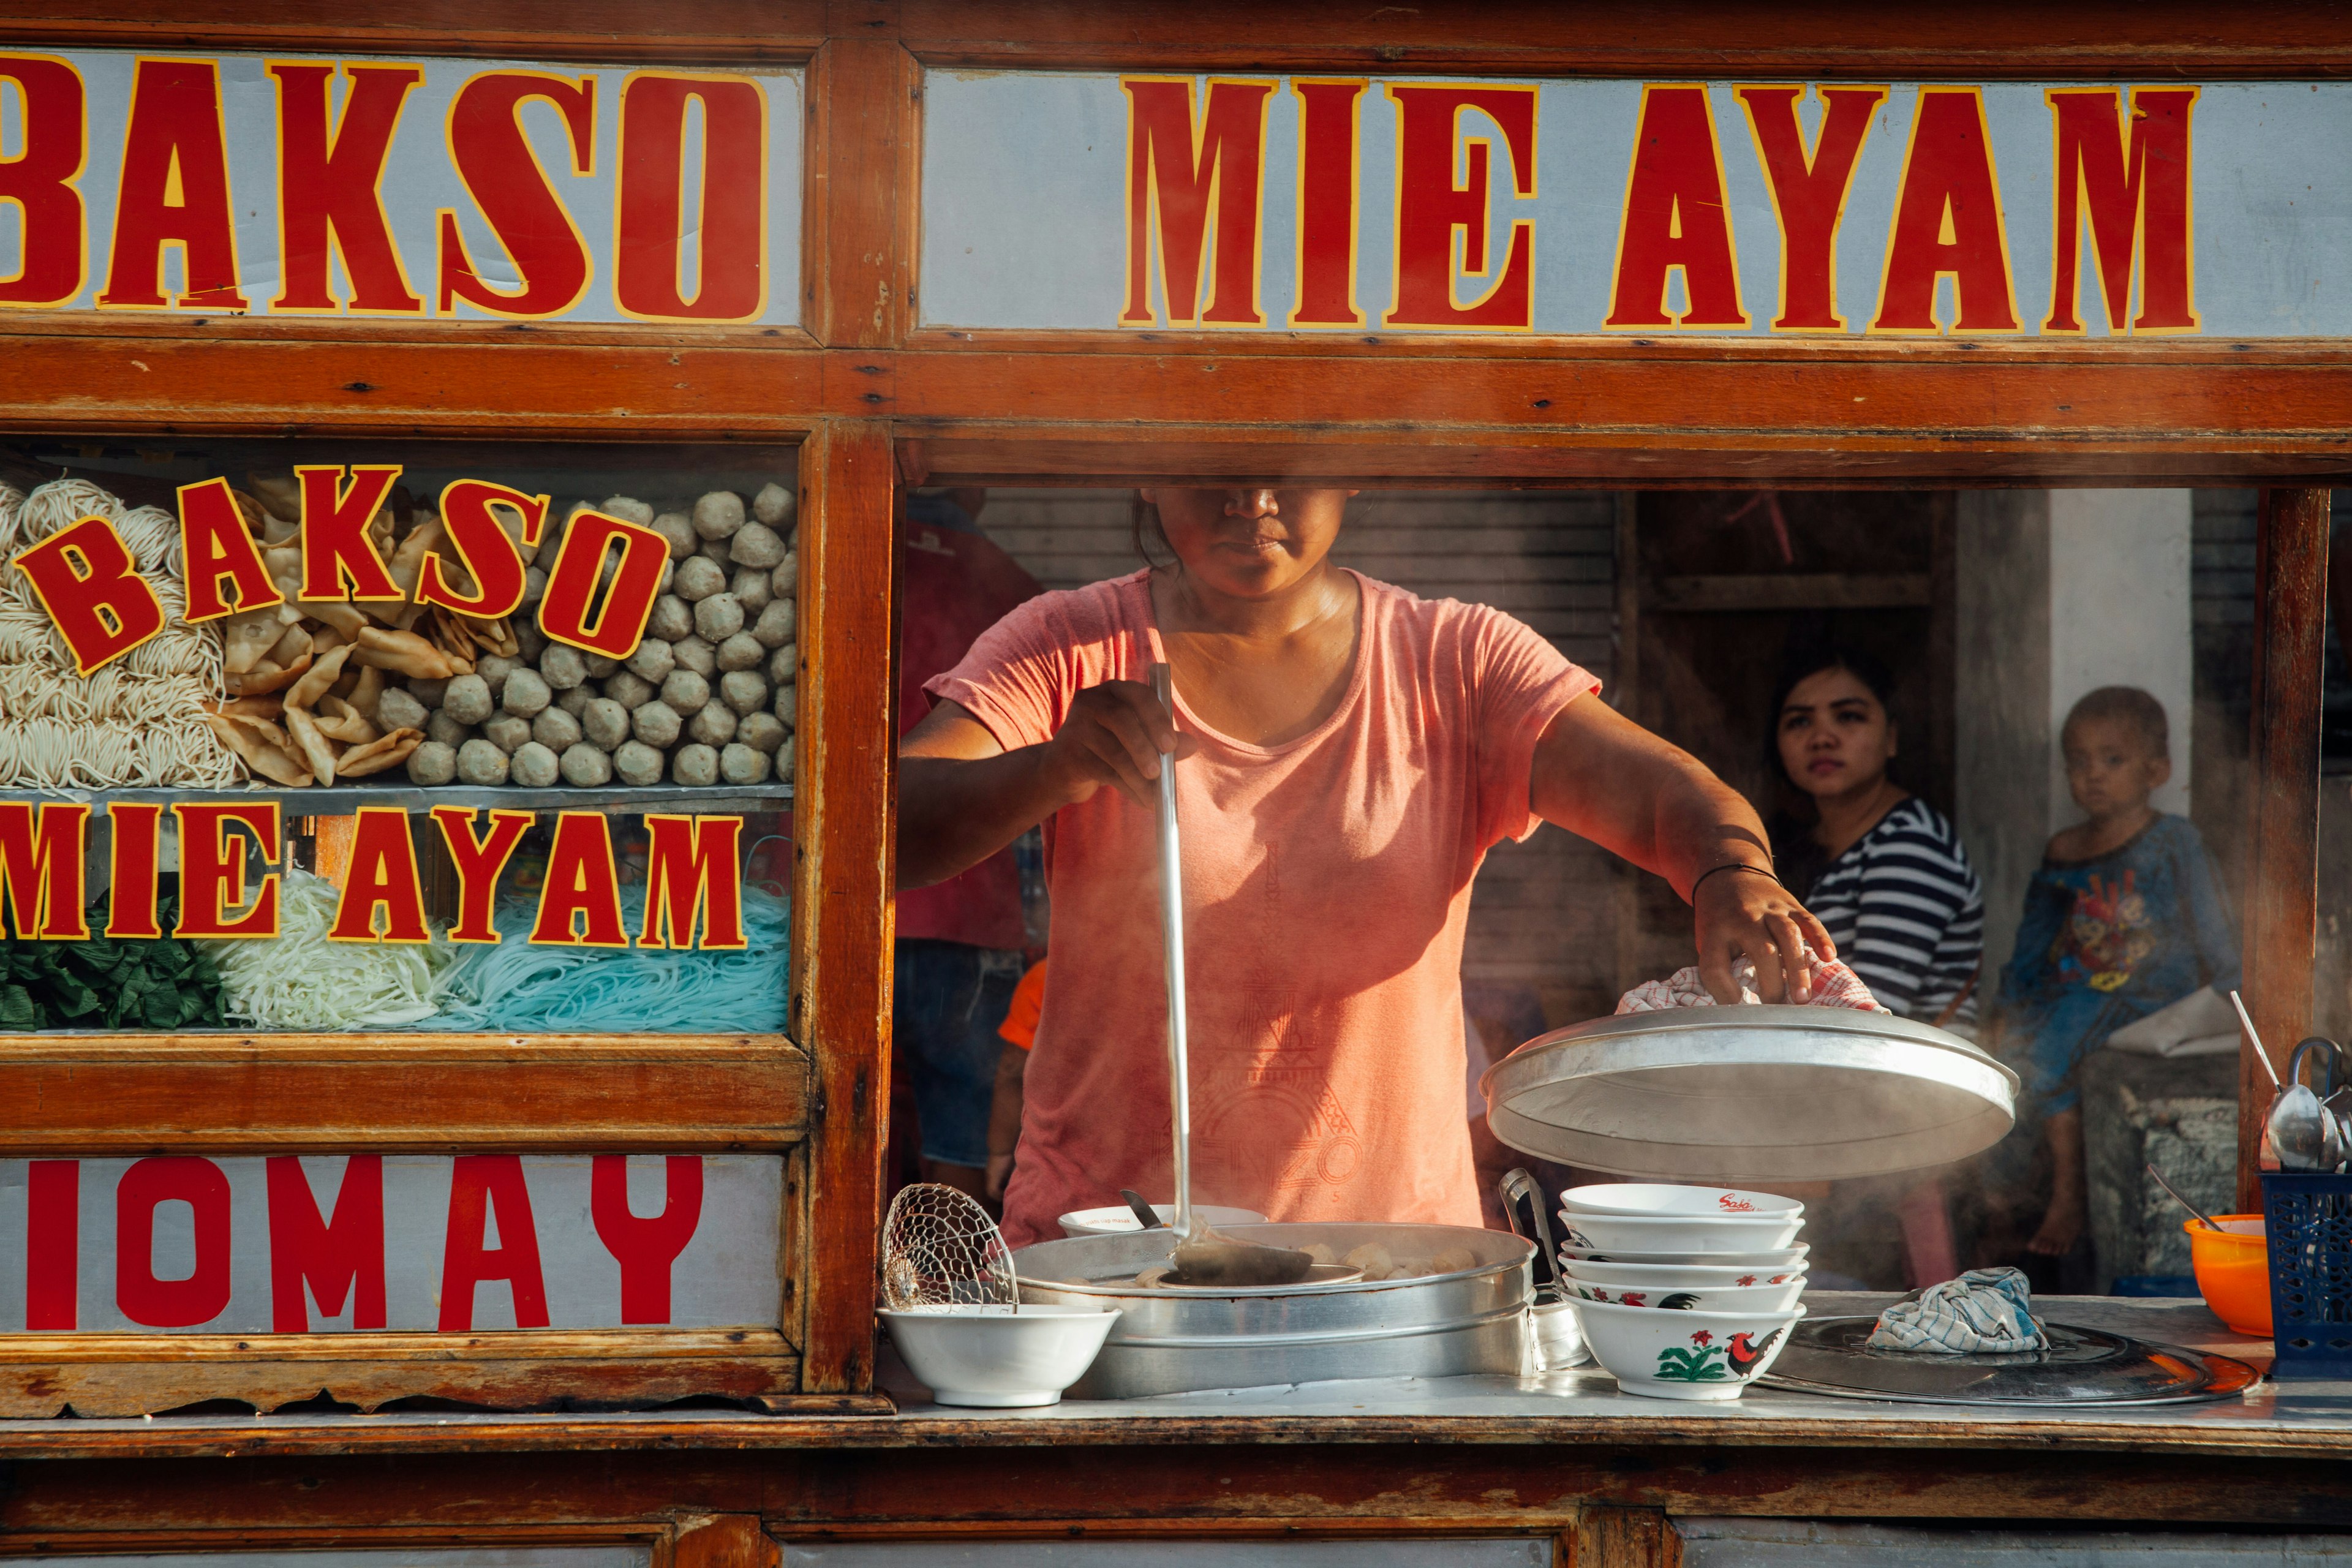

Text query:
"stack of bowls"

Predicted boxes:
[[1555, 1183, 1808, 1401]]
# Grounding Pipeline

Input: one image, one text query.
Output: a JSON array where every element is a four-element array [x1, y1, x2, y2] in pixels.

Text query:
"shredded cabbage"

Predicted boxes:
[[205, 869, 452, 1031]]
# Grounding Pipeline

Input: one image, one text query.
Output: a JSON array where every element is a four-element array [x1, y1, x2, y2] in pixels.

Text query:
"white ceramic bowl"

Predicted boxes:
[[1574, 1298, 1805, 1401], [880, 1305, 1121, 1407], [1561, 1243, 1809, 1270], [1555, 1208, 1804, 1254], [1560, 1256, 1807, 1290], [1058, 1203, 1267, 1238], [1562, 1183, 1804, 1221], [1566, 1278, 1806, 1314]]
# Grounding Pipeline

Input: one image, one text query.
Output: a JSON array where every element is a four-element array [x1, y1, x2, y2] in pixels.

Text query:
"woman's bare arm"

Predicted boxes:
[[1531, 697, 1833, 1003], [897, 687, 1195, 889]]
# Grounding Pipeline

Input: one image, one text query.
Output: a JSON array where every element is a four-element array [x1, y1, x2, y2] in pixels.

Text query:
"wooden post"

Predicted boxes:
[[2238, 488, 2330, 1212], [794, 421, 900, 1391]]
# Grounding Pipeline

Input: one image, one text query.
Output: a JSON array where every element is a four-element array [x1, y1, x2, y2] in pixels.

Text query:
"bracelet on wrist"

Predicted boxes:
[[1689, 861, 1781, 900]]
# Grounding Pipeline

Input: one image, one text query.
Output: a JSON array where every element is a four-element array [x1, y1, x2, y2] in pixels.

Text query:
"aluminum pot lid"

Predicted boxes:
[[1480, 1005, 2019, 1182], [1758, 1315, 2260, 1405]]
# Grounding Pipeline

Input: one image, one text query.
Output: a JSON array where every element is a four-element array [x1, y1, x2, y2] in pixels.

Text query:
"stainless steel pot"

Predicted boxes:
[[1482, 1005, 2018, 1182], [1015, 1221, 1532, 1399]]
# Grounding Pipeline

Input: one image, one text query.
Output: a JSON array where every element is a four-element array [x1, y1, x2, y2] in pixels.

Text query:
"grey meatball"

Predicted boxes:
[[652, 511, 696, 560], [601, 496, 655, 526], [688, 701, 737, 747], [716, 631, 764, 672], [694, 592, 744, 643], [777, 747, 795, 782], [377, 687, 429, 732], [671, 742, 720, 787], [772, 684, 799, 726], [729, 567, 772, 614], [532, 706, 584, 752], [613, 739, 665, 786], [514, 617, 548, 663], [631, 699, 682, 748], [407, 676, 451, 709], [729, 521, 786, 571], [752, 599, 796, 648], [509, 741, 561, 788], [627, 638, 676, 684], [538, 644, 587, 691], [582, 697, 631, 750], [475, 655, 516, 698], [582, 651, 620, 678], [560, 742, 613, 786], [719, 742, 770, 785], [660, 668, 710, 713], [672, 635, 717, 677], [673, 556, 727, 601], [426, 709, 475, 748], [442, 673, 492, 725], [501, 667, 551, 717], [483, 713, 532, 753], [405, 739, 458, 785], [770, 552, 797, 596], [602, 670, 655, 709], [647, 594, 695, 642], [456, 737, 510, 786], [520, 565, 548, 608], [753, 481, 794, 529], [698, 536, 733, 568], [556, 684, 593, 717], [692, 491, 745, 540], [719, 669, 769, 715], [768, 643, 799, 685], [738, 712, 786, 756]]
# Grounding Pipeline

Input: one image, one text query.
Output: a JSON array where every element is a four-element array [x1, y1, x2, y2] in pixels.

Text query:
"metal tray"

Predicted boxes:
[[1481, 1006, 2019, 1182], [1015, 1222, 1532, 1399], [1758, 1315, 2262, 1405]]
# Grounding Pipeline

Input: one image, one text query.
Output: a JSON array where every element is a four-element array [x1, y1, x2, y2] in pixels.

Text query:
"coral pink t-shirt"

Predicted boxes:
[[929, 570, 1596, 1246]]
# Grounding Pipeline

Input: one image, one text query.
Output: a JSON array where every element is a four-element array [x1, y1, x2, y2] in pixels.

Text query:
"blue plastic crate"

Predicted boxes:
[[2261, 1170, 2352, 1378]]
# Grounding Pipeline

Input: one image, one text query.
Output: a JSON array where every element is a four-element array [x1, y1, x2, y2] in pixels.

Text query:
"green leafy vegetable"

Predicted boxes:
[[0, 895, 226, 1031]]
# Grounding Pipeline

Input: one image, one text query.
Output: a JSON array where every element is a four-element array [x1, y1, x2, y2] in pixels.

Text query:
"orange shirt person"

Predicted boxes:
[[986, 959, 1046, 1202], [897, 487, 1833, 1247]]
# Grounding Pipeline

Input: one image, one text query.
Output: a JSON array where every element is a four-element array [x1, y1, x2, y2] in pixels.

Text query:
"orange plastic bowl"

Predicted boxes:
[[2185, 1216, 2271, 1336]]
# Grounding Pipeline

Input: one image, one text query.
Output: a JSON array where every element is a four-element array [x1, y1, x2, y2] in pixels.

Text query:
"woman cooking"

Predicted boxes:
[[898, 488, 1834, 1246]]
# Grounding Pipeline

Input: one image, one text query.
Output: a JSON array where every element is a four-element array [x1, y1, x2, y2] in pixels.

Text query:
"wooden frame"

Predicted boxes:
[[0, 0, 2340, 1553]]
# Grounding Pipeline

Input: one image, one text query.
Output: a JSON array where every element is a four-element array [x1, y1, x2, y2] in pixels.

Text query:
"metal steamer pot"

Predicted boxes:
[[1015, 1222, 1534, 1399]]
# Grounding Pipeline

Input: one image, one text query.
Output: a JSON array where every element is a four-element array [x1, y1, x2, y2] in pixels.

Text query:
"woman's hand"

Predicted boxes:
[[1695, 866, 1837, 1005], [1040, 680, 1198, 809]]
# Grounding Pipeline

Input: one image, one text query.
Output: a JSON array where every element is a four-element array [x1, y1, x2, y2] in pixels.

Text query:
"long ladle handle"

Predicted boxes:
[[1150, 663, 1195, 1244]]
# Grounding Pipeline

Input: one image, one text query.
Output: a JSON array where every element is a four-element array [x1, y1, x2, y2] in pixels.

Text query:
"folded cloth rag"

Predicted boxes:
[[1866, 1267, 2049, 1354], [1616, 949, 1888, 1016]]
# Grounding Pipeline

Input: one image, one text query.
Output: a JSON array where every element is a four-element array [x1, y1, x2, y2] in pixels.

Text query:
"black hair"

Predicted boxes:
[[2064, 685, 2170, 761], [1768, 641, 1898, 728], [1131, 494, 1175, 568], [1763, 642, 1901, 897]]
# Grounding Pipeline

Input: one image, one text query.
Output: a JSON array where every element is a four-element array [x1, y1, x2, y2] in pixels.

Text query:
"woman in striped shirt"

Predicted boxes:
[[1768, 646, 1984, 1024]]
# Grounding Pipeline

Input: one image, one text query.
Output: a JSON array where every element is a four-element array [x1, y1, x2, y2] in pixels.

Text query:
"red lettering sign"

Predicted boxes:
[[2045, 86, 2198, 335], [530, 811, 628, 948], [268, 1155, 387, 1332], [116, 1156, 232, 1329], [535, 508, 668, 659], [439, 1155, 549, 1331], [328, 807, 431, 944], [1872, 87, 2019, 334], [1121, 77, 1275, 327], [437, 72, 596, 318], [12, 516, 167, 674], [1385, 84, 1537, 330], [104, 802, 165, 940], [615, 72, 766, 322], [1606, 85, 1746, 330], [592, 1156, 704, 1324], [417, 479, 540, 620], [26, 1159, 79, 1330], [641, 815, 747, 951], [99, 57, 247, 311], [1288, 78, 1365, 328], [0, 56, 87, 307], [1737, 85, 1888, 333], [176, 477, 282, 622], [296, 464, 404, 601], [0, 802, 89, 940], [431, 806, 535, 944], [172, 802, 281, 940], [270, 62, 426, 315]]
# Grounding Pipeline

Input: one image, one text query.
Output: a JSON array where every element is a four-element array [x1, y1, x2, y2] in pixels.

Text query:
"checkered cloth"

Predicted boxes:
[[1865, 1267, 2049, 1354], [1615, 950, 1890, 1015]]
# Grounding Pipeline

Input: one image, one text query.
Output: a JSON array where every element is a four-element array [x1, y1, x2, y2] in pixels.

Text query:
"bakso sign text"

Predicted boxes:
[[921, 74, 2352, 338], [0, 51, 801, 323]]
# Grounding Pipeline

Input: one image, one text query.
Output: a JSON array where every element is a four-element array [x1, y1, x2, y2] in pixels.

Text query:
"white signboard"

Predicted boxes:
[[0, 1154, 780, 1333], [922, 72, 2352, 339]]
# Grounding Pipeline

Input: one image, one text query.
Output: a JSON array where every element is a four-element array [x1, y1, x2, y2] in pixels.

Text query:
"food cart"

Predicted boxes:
[[1, 2, 2349, 1564]]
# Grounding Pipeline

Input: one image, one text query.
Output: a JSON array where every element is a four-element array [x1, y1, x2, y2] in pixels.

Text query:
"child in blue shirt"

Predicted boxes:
[[1990, 687, 2241, 1265]]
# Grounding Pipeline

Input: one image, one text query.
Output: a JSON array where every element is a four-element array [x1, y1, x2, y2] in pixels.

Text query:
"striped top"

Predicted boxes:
[[1800, 797, 1984, 1023]]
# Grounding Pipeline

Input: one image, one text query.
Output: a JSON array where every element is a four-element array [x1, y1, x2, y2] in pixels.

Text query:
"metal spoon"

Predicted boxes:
[[2145, 1163, 2222, 1231], [1148, 662, 1313, 1290], [1119, 1189, 1165, 1230]]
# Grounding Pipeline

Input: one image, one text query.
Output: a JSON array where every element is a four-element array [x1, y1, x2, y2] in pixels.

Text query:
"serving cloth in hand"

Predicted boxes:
[[1865, 1267, 2048, 1353], [1616, 951, 1889, 1015]]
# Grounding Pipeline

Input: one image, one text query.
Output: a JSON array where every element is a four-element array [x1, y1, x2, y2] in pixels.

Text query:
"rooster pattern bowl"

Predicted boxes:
[[1572, 1299, 1806, 1401], [1555, 1208, 1805, 1254], [1566, 1278, 1805, 1314]]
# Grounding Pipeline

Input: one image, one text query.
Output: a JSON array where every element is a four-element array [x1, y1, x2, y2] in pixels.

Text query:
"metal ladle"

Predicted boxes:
[[1150, 663, 1314, 1289]]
